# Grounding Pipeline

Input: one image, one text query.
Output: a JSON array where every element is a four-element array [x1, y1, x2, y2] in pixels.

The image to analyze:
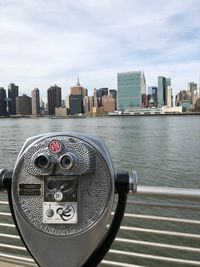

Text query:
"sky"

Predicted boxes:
[[0, 0, 200, 100]]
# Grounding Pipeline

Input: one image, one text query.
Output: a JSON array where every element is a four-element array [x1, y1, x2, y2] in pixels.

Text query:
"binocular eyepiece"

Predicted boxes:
[[34, 152, 77, 170], [60, 153, 76, 169], [34, 154, 51, 169]]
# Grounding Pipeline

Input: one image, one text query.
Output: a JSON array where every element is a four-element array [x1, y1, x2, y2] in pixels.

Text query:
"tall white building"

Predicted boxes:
[[166, 86, 173, 107]]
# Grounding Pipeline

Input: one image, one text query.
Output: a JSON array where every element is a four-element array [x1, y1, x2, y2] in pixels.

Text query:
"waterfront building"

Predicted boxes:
[[16, 95, 32, 115], [83, 96, 90, 115], [117, 71, 146, 112], [97, 88, 108, 98], [47, 84, 62, 115], [40, 98, 45, 115], [0, 87, 7, 116], [89, 96, 94, 113], [157, 76, 171, 107], [8, 83, 19, 115], [31, 88, 40, 115], [188, 82, 198, 108], [109, 89, 117, 98], [94, 88, 108, 110], [70, 78, 88, 97], [191, 90, 199, 109], [158, 76, 166, 107], [175, 90, 191, 106], [102, 95, 116, 113], [69, 78, 87, 115], [69, 94, 84, 115], [55, 107, 67, 117], [166, 86, 173, 107], [179, 100, 192, 112], [188, 82, 197, 93], [157, 77, 171, 107], [195, 98, 200, 110], [161, 106, 182, 113], [148, 86, 158, 107], [93, 89, 99, 110], [66, 96, 70, 114], [93, 89, 97, 108]]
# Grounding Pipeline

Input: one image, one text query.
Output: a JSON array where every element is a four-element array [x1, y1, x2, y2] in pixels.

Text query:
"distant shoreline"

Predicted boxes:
[[108, 112, 200, 117], [0, 112, 200, 119]]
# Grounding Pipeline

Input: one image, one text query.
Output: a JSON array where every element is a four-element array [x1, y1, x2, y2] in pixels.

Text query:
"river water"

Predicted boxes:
[[0, 116, 200, 266], [0, 116, 199, 187]]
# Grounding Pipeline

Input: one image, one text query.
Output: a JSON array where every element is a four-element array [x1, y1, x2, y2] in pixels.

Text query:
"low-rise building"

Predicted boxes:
[[55, 107, 67, 117]]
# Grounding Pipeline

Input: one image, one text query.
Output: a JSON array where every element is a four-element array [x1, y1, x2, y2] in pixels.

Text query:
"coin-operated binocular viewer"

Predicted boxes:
[[0, 133, 137, 267]]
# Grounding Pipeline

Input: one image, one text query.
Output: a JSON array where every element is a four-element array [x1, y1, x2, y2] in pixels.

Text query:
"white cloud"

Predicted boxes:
[[0, 0, 200, 99]]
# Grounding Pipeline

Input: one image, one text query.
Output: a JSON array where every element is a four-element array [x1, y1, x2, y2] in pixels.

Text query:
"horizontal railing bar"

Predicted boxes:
[[0, 201, 9, 205], [101, 259, 147, 267], [0, 223, 15, 228], [0, 243, 26, 251], [123, 213, 200, 224], [0, 212, 11, 216], [137, 186, 200, 201], [0, 200, 198, 209], [2, 211, 200, 225], [115, 238, 200, 253], [0, 252, 34, 262], [126, 200, 200, 210], [120, 226, 200, 239], [0, 233, 20, 239], [109, 249, 200, 266]]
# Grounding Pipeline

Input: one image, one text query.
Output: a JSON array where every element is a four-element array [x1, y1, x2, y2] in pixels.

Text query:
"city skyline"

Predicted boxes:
[[0, 74, 199, 103], [1, 75, 200, 117], [0, 0, 200, 98]]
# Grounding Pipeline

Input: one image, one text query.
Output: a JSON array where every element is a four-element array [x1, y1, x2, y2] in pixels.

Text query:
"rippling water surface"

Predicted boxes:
[[0, 116, 199, 187]]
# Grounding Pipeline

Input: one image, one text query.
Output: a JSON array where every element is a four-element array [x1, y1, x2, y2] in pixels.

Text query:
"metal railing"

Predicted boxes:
[[0, 186, 200, 267]]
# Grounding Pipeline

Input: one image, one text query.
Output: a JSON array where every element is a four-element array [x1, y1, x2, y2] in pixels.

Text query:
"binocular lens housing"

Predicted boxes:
[[60, 154, 76, 170], [34, 154, 51, 170], [12, 133, 115, 267]]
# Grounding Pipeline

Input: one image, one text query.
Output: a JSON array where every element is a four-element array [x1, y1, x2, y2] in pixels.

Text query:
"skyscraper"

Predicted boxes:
[[69, 95, 84, 115], [8, 83, 19, 115], [0, 87, 7, 116], [188, 82, 198, 108], [188, 82, 197, 93], [148, 86, 158, 107], [31, 88, 40, 115], [69, 79, 86, 115], [117, 71, 146, 111], [166, 86, 173, 107], [157, 76, 171, 107], [70, 78, 88, 97], [47, 85, 62, 115]]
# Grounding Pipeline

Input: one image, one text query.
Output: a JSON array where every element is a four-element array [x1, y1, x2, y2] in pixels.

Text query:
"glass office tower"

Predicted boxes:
[[117, 71, 146, 112], [158, 76, 171, 107], [8, 83, 19, 115], [47, 85, 62, 115], [0, 88, 7, 116]]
